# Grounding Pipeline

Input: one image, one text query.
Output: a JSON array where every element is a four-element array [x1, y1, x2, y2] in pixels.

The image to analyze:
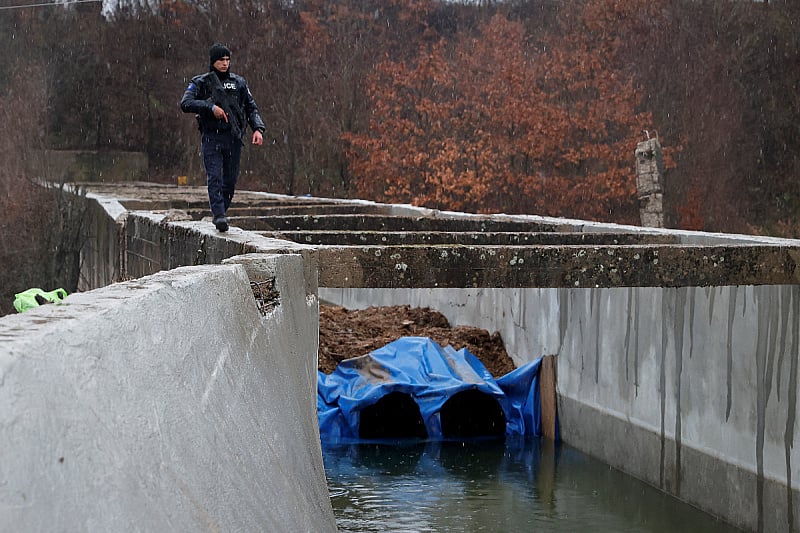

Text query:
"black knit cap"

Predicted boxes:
[[209, 43, 231, 67]]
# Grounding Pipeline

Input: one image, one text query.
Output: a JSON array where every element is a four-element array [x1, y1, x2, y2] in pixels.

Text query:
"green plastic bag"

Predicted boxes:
[[13, 288, 68, 313]]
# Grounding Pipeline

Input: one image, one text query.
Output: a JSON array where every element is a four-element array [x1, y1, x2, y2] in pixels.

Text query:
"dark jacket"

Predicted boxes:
[[180, 71, 265, 140]]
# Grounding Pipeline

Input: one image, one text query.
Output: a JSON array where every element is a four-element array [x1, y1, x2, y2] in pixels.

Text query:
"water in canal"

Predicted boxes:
[[323, 437, 741, 532]]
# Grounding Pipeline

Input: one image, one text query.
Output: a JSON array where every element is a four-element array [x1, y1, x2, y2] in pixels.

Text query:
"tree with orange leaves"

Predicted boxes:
[[346, 6, 658, 223]]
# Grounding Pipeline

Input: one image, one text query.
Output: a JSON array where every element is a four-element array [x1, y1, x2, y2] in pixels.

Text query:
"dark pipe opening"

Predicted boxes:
[[440, 389, 506, 438], [359, 391, 428, 439]]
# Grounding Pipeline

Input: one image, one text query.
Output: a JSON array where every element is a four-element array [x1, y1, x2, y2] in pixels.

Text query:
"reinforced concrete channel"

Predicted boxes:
[[28, 183, 800, 530]]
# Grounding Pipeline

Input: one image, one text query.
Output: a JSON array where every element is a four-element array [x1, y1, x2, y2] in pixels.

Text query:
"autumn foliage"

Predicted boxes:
[[345, 6, 655, 222], [0, 0, 798, 260]]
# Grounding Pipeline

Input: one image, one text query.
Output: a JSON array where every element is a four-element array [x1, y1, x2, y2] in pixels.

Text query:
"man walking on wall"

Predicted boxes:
[[181, 43, 265, 232]]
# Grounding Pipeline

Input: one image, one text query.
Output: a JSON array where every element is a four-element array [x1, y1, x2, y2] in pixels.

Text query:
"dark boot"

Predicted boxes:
[[213, 215, 229, 232]]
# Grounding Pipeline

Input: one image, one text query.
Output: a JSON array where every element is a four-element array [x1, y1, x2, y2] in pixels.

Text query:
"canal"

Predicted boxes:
[[323, 437, 741, 532]]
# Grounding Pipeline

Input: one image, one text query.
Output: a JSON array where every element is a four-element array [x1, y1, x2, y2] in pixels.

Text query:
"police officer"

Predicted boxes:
[[181, 43, 265, 232]]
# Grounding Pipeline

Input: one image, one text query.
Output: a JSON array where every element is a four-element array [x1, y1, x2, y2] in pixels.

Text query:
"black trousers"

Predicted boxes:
[[201, 132, 242, 218]]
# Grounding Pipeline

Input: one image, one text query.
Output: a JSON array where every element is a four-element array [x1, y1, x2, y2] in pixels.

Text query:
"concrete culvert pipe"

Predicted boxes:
[[359, 391, 428, 439], [440, 389, 506, 438]]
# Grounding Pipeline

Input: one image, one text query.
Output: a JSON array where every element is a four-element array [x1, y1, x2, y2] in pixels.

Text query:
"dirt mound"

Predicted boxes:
[[318, 304, 516, 377]]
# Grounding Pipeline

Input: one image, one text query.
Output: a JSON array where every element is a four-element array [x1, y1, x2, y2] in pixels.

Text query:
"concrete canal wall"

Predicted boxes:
[[0, 259, 336, 532], [55, 185, 800, 531]]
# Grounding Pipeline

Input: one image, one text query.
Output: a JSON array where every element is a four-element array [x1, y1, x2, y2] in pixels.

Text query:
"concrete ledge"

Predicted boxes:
[[261, 230, 679, 246], [0, 262, 335, 532], [316, 244, 800, 288], [232, 214, 564, 232], [123, 213, 317, 281]]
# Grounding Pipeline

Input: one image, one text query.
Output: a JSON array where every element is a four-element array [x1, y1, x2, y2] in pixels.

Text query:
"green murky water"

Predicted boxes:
[[323, 437, 741, 532]]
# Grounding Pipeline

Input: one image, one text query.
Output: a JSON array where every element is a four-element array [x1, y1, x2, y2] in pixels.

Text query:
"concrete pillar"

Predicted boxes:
[[635, 137, 665, 228]]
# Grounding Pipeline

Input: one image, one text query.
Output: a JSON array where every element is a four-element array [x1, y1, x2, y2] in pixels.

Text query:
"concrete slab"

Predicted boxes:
[[0, 262, 335, 532]]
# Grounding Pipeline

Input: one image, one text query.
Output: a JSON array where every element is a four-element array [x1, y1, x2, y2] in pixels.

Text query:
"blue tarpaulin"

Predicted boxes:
[[317, 336, 554, 442]]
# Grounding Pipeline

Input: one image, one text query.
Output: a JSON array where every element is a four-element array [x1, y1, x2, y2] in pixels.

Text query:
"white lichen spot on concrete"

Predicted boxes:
[[390, 253, 402, 260], [374, 249, 382, 257], [395, 263, 408, 271]]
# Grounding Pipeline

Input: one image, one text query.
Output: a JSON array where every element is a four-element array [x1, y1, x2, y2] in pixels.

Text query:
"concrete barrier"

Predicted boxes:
[[0, 261, 336, 532]]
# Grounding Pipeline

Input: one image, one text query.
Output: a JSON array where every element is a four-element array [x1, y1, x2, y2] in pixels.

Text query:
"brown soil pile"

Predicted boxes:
[[318, 304, 516, 377]]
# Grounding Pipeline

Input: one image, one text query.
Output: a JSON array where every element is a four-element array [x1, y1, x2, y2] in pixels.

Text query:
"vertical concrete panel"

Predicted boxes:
[[80, 194, 128, 290], [0, 263, 336, 532]]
